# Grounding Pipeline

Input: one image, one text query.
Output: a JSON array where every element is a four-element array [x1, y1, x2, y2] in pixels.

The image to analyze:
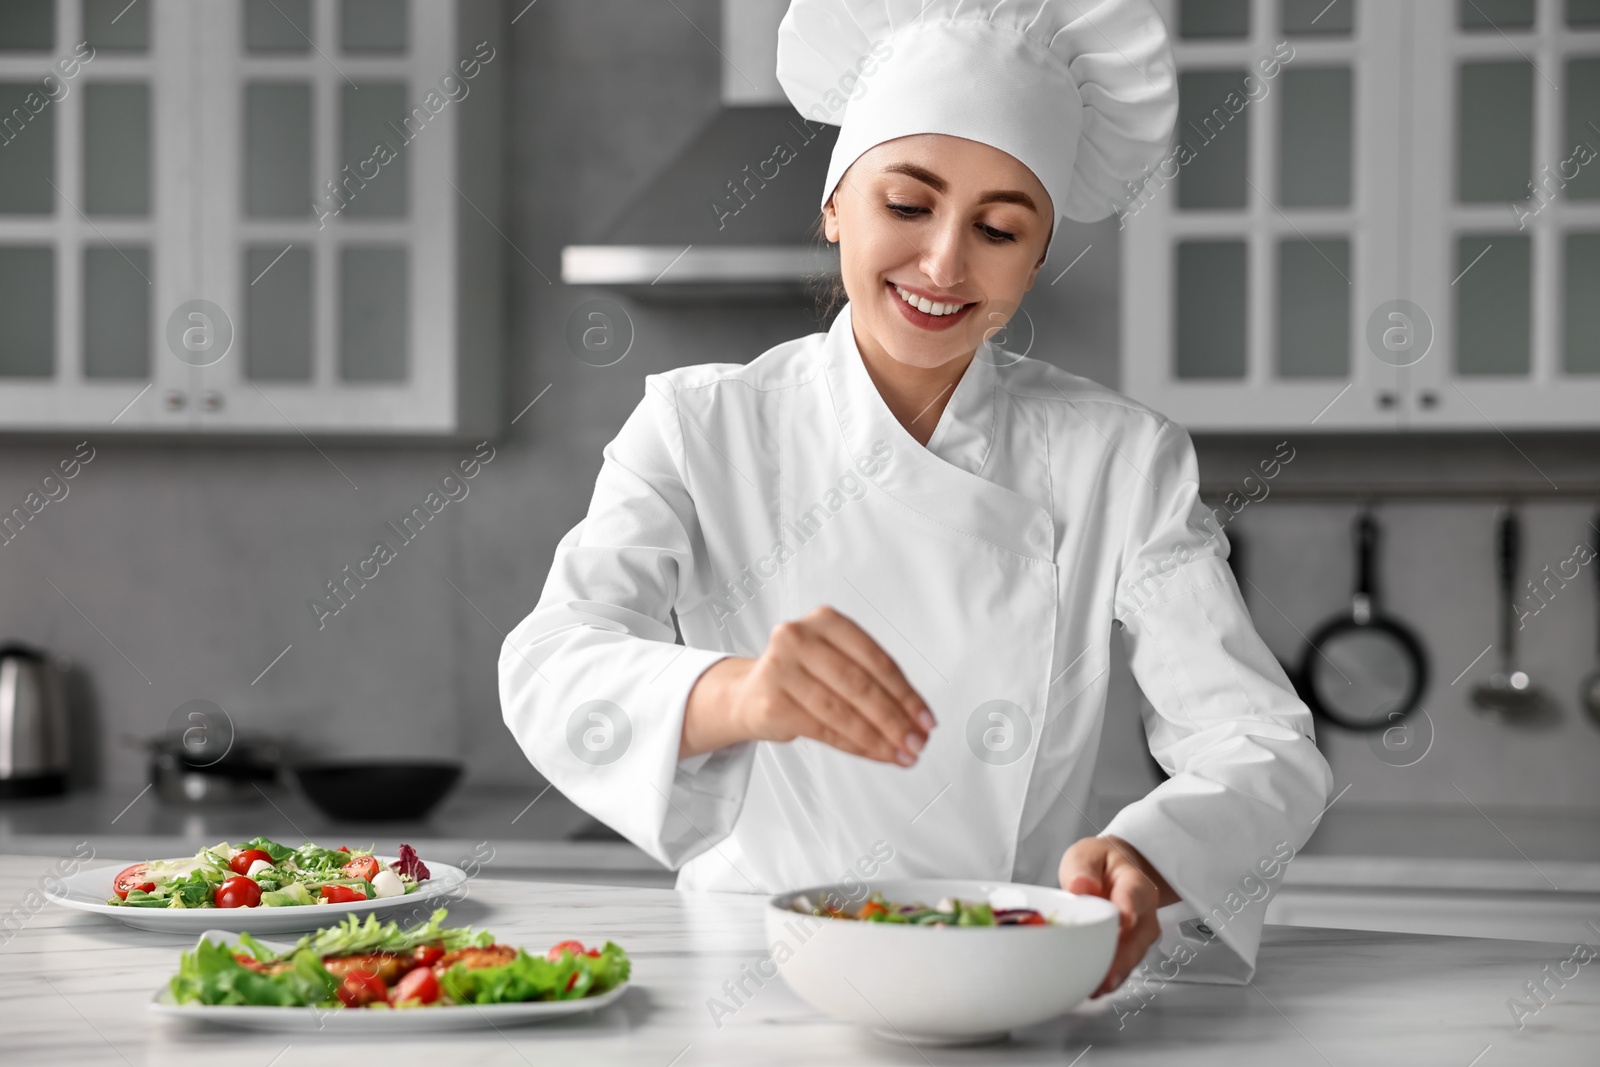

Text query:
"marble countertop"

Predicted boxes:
[[2, 852, 1595, 1066], [5, 785, 1600, 895]]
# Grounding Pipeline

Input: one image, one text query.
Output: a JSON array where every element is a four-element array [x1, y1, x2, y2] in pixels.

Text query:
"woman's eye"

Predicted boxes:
[[886, 203, 1016, 244]]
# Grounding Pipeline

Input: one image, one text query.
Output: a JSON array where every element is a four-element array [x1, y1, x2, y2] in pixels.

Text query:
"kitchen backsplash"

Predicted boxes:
[[2, 0, 1597, 813]]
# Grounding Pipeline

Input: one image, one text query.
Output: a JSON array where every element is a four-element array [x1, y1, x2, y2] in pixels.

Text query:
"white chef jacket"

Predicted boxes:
[[499, 299, 1333, 983]]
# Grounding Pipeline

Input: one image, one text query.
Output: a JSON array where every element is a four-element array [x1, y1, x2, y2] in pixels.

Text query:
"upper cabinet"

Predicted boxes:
[[0, 0, 505, 437], [1122, 0, 1600, 431]]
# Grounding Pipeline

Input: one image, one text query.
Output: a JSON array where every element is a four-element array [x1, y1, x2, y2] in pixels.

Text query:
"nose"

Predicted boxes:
[[918, 215, 966, 291]]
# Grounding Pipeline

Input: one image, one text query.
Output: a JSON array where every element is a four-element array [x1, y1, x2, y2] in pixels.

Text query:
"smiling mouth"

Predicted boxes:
[[885, 280, 977, 332], [889, 282, 974, 317]]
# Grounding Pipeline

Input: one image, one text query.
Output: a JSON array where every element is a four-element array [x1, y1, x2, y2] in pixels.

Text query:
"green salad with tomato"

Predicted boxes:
[[168, 908, 630, 1009], [791, 890, 1056, 926], [110, 838, 432, 910]]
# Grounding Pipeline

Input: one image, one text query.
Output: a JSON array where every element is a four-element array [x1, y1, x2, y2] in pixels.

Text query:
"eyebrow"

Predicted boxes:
[[880, 161, 1040, 214]]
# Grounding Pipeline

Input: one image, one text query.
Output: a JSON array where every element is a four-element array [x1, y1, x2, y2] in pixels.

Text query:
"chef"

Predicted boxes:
[[500, 0, 1333, 997]]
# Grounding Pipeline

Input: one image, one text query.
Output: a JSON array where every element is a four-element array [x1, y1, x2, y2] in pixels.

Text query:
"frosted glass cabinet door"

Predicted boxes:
[[0, 0, 176, 428], [0, 0, 505, 435], [195, 0, 493, 435], [1120, 0, 1398, 431], [1404, 0, 1600, 427]]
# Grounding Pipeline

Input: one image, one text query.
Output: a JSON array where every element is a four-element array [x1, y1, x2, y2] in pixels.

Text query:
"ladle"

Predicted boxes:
[[1471, 508, 1544, 716], [1582, 509, 1600, 727]]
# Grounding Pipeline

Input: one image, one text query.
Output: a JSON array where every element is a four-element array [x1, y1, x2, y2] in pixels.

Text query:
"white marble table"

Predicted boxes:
[[3, 852, 1596, 1066]]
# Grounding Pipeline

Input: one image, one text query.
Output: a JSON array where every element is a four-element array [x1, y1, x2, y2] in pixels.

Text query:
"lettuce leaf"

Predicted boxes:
[[256, 908, 491, 962], [242, 836, 295, 864], [440, 942, 631, 1004], [168, 938, 338, 1007]]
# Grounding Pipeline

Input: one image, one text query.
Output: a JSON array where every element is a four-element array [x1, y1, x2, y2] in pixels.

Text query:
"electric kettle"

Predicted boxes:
[[0, 642, 71, 797]]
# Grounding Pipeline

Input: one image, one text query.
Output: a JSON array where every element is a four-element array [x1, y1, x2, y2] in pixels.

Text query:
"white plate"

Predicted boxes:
[[149, 985, 630, 1032], [148, 929, 629, 1032], [45, 858, 468, 933]]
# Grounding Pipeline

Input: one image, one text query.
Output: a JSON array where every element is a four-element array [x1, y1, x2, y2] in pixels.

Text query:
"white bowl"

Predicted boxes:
[[765, 878, 1119, 1046]]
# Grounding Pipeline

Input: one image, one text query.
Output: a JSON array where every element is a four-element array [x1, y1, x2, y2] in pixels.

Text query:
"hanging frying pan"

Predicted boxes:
[[1297, 510, 1430, 731]]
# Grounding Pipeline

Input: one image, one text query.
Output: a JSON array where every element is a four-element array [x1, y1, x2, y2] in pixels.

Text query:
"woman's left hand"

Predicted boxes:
[[1058, 835, 1180, 997]]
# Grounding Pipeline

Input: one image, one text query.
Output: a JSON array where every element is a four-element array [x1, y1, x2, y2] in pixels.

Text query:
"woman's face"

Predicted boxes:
[[823, 133, 1053, 371]]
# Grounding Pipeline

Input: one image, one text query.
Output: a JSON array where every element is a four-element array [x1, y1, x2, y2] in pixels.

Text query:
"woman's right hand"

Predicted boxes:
[[681, 605, 935, 765]]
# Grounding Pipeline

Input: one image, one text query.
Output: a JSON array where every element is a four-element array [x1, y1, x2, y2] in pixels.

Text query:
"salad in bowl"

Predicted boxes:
[[767, 878, 1118, 1045]]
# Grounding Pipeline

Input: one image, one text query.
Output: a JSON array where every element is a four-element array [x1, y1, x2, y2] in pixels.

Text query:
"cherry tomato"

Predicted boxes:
[[321, 884, 367, 904], [858, 901, 888, 920], [390, 966, 440, 1005], [214, 875, 263, 908], [112, 863, 151, 900], [337, 846, 351, 853], [229, 849, 274, 876], [412, 944, 444, 967], [340, 855, 380, 882], [565, 972, 580, 992], [546, 940, 588, 962], [1017, 911, 1047, 925], [336, 969, 388, 1008]]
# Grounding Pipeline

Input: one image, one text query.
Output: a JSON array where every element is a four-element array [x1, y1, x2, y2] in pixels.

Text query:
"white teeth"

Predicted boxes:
[[894, 285, 967, 317]]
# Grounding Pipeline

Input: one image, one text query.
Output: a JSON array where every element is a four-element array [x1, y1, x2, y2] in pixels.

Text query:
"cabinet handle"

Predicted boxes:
[[164, 390, 187, 412]]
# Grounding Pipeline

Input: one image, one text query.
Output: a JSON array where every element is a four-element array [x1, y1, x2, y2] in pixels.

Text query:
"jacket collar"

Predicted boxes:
[[820, 300, 1055, 563], [824, 300, 997, 476]]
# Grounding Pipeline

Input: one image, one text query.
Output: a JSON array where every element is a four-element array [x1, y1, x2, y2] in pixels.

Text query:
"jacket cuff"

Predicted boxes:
[[1100, 802, 1266, 985]]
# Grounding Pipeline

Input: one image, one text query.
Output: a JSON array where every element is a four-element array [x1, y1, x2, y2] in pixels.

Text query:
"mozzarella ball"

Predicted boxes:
[[370, 869, 405, 898]]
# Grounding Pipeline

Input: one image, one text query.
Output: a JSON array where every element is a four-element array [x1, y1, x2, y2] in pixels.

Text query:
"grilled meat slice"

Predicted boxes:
[[321, 952, 418, 983], [435, 944, 516, 972], [232, 954, 293, 976]]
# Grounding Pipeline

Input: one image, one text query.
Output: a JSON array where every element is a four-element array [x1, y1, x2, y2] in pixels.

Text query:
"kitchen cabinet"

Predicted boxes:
[[1123, 0, 1600, 431], [0, 0, 505, 437]]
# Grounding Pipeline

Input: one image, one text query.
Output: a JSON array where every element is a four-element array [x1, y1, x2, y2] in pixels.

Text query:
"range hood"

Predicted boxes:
[[560, 0, 841, 297]]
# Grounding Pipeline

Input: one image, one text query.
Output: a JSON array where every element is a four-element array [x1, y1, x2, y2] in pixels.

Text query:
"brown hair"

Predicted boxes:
[[805, 198, 848, 325]]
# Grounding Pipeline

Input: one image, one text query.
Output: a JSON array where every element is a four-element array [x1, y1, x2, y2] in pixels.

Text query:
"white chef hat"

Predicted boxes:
[[775, 0, 1178, 256]]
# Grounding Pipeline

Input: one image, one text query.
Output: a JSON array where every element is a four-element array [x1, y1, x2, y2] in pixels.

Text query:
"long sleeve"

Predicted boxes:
[[497, 376, 757, 870], [1100, 420, 1333, 983]]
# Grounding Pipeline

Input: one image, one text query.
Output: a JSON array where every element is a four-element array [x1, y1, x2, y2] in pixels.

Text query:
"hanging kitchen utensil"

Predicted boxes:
[[1471, 506, 1545, 716], [1298, 510, 1429, 731], [1580, 509, 1600, 727]]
